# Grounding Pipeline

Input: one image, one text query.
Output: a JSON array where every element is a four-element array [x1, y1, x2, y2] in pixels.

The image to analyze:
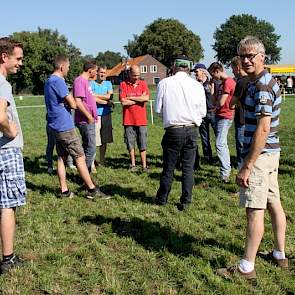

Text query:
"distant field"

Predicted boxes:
[[0, 95, 294, 294]]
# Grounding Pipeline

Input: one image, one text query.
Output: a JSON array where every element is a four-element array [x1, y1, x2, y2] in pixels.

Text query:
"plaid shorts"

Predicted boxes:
[[0, 148, 26, 208]]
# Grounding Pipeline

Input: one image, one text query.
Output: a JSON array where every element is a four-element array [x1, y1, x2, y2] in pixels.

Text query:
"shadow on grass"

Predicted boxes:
[[24, 156, 52, 174], [26, 180, 58, 195], [148, 169, 237, 194], [80, 215, 245, 259], [100, 184, 154, 204], [104, 155, 130, 170], [279, 166, 295, 176], [80, 215, 198, 257]]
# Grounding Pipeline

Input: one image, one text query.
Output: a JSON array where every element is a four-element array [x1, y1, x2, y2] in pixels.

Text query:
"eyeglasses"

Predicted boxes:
[[239, 52, 260, 61]]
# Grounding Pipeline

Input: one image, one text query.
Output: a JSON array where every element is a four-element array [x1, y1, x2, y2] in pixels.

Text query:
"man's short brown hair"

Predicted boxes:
[[0, 37, 23, 61], [231, 56, 242, 68], [208, 62, 223, 73], [83, 60, 97, 72], [53, 54, 69, 70]]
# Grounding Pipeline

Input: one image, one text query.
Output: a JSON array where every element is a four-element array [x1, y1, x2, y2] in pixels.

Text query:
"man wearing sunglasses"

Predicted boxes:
[[217, 36, 288, 281]]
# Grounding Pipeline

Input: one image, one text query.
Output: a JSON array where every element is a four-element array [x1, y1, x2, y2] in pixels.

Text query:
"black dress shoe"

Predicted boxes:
[[176, 203, 190, 211], [155, 197, 167, 205]]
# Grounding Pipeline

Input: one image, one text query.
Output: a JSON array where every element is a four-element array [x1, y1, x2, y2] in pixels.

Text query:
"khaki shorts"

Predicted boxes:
[[95, 117, 102, 147], [55, 128, 85, 160], [239, 152, 280, 209]]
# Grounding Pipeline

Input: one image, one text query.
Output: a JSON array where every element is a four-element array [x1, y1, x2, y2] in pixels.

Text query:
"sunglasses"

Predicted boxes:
[[239, 52, 261, 61]]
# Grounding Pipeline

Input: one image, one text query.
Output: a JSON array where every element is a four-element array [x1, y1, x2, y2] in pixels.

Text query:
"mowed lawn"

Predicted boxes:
[[0, 94, 294, 295]]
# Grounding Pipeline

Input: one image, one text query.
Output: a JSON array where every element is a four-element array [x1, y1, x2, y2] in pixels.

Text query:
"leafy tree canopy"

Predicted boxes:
[[125, 18, 203, 67], [212, 14, 281, 65], [95, 51, 123, 69], [10, 28, 83, 94]]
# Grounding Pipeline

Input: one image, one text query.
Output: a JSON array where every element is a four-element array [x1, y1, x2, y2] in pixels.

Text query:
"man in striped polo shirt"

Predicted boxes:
[[217, 36, 288, 281]]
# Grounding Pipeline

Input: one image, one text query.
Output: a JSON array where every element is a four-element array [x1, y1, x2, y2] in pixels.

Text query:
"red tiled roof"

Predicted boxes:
[[106, 55, 147, 77]]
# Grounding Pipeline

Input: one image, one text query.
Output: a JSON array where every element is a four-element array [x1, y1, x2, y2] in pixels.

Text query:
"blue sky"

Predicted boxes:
[[1, 0, 294, 67]]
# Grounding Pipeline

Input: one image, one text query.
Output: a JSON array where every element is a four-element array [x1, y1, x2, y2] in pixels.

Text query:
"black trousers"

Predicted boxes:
[[156, 126, 198, 204]]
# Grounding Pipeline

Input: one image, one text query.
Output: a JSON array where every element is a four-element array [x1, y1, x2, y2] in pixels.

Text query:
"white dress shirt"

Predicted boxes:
[[155, 71, 206, 128]]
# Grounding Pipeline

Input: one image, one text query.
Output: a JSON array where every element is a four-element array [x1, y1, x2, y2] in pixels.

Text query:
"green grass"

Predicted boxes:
[[0, 95, 294, 294]]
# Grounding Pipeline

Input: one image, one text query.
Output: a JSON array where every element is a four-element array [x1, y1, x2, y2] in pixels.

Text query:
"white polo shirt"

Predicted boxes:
[[155, 71, 206, 129]]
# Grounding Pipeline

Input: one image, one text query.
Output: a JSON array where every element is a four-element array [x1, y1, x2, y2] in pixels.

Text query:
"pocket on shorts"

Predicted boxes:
[[5, 174, 26, 200]]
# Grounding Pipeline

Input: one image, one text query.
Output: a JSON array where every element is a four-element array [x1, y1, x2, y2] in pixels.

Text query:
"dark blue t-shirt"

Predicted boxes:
[[44, 75, 74, 132]]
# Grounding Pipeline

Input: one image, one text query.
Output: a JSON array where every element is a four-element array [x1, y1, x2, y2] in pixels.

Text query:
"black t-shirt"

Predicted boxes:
[[234, 76, 249, 125]]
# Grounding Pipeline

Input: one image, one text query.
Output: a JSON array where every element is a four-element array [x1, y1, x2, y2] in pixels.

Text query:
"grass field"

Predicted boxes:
[[0, 94, 294, 295]]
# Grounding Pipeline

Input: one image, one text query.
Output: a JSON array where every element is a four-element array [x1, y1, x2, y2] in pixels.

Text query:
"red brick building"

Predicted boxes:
[[107, 54, 167, 85]]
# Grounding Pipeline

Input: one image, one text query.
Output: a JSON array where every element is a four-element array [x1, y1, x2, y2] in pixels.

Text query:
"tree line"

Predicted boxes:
[[8, 14, 280, 94]]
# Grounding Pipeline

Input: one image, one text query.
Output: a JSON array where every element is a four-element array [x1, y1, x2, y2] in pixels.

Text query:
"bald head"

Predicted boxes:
[[129, 65, 140, 83]]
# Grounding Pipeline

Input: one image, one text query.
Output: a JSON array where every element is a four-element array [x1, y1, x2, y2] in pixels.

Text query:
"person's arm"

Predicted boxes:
[[128, 82, 150, 102], [218, 93, 229, 107], [64, 94, 77, 109], [94, 95, 108, 104], [121, 99, 136, 106], [219, 78, 236, 107], [236, 115, 270, 187], [229, 96, 239, 109], [0, 98, 18, 138], [119, 82, 136, 106], [75, 97, 94, 124], [96, 92, 112, 101]]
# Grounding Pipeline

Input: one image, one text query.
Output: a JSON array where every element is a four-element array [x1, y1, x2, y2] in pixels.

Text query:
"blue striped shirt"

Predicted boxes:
[[242, 70, 281, 158]]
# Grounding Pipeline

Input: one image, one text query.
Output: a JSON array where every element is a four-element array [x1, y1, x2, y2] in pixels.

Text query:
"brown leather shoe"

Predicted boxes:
[[216, 265, 256, 283], [258, 251, 288, 269]]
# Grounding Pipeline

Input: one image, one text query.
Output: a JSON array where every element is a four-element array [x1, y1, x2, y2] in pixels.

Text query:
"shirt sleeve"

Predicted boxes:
[[54, 79, 69, 103], [107, 81, 113, 93], [0, 82, 12, 106], [142, 81, 150, 95], [73, 78, 86, 100], [155, 81, 164, 114], [254, 84, 273, 116], [223, 78, 236, 95], [119, 82, 127, 101]]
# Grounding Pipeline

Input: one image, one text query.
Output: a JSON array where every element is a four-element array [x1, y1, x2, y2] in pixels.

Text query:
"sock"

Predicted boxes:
[[3, 253, 14, 262], [88, 187, 96, 193], [239, 259, 255, 273], [273, 249, 285, 260]]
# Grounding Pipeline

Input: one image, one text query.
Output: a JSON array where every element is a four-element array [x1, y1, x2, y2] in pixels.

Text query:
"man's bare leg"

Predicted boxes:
[[99, 143, 107, 165], [75, 155, 95, 189], [129, 148, 136, 167], [0, 208, 15, 256], [140, 150, 147, 168], [267, 202, 286, 252], [57, 156, 68, 193], [244, 208, 265, 262]]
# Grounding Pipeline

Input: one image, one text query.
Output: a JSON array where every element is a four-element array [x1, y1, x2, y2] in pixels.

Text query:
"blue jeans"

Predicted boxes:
[[215, 117, 232, 178], [46, 124, 56, 168], [156, 126, 198, 205], [199, 111, 217, 163], [235, 122, 245, 169], [77, 123, 96, 171]]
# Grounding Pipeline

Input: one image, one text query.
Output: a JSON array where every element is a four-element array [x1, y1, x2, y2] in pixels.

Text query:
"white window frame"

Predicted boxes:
[[150, 65, 157, 73], [140, 65, 148, 73]]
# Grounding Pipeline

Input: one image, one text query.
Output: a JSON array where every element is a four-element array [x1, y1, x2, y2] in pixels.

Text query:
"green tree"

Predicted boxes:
[[212, 14, 281, 65], [9, 28, 83, 94], [95, 51, 123, 68], [124, 18, 203, 67]]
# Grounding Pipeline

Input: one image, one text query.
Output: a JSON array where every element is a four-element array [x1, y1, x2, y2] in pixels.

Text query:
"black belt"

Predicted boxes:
[[165, 124, 197, 130]]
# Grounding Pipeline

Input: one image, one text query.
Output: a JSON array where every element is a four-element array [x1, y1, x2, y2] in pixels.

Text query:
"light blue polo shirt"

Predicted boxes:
[[90, 80, 113, 116]]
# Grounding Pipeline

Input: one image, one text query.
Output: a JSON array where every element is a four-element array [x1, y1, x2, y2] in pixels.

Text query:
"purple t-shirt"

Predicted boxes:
[[73, 75, 97, 124]]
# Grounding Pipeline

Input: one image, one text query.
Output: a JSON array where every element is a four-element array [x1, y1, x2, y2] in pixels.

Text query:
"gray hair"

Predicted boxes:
[[237, 35, 265, 54]]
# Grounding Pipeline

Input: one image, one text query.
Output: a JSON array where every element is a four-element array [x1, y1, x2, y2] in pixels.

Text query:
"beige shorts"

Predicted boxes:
[[239, 152, 280, 209], [95, 117, 102, 147]]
